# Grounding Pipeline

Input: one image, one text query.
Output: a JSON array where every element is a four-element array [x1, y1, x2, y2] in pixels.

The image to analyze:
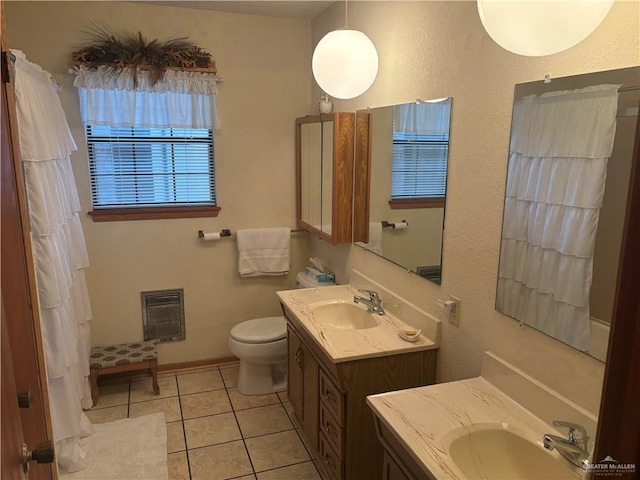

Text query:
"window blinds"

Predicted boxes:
[[391, 100, 451, 200], [86, 126, 215, 208], [391, 131, 449, 199]]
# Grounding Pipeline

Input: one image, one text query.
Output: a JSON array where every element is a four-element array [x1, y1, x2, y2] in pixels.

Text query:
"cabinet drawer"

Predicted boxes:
[[319, 370, 344, 424], [319, 431, 344, 480], [320, 401, 344, 459]]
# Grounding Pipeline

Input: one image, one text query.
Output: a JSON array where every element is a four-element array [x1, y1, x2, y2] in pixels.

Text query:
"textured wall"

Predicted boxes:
[[311, 0, 639, 415], [6, 1, 313, 364]]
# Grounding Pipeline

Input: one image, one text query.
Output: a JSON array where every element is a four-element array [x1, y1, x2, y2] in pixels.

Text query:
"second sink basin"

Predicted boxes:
[[447, 424, 580, 479], [309, 300, 380, 330]]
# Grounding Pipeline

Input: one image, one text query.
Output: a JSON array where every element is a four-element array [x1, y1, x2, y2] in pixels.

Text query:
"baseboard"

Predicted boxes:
[[158, 356, 239, 373], [97, 355, 239, 386]]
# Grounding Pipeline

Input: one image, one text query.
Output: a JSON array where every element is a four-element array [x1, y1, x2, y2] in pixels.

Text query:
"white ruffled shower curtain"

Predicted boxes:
[[496, 84, 620, 350], [11, 50, 94, 473]]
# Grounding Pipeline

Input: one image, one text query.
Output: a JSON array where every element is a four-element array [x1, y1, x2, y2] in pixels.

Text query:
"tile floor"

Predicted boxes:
[[86, 364, 321, 480]]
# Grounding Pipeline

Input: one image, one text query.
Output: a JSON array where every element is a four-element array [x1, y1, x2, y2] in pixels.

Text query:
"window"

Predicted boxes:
[[390, 101, 451, 209], [74, 66, 221, 221], [86, 125, 219, 220]]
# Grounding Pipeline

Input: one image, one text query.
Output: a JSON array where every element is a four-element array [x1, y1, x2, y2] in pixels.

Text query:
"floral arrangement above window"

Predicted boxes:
[[72, 25, 215, 86]]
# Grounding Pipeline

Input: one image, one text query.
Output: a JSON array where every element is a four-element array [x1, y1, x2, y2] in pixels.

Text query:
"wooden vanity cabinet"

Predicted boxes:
[[375, 416, 432, 480], [296, 113, 355, 245], [383, 451, 412, 480], [287, 325, 319, 451], [284, 311, 437, 480]]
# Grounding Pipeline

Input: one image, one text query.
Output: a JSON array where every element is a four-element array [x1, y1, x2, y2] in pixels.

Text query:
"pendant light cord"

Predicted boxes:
[[344, 0, 348, 28]]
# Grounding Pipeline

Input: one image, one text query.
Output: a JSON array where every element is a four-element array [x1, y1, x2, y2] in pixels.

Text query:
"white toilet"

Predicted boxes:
[[229, 272, 334, 395]]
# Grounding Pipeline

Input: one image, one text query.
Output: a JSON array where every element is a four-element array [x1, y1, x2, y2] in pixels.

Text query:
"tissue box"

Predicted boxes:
[[305, 267, 335, 283]]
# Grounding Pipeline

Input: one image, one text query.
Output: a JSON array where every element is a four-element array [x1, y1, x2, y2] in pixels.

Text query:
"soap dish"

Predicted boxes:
[[398, 327, 421, 343]]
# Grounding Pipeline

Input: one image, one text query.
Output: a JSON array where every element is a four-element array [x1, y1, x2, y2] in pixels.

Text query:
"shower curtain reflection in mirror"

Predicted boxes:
[[496, 85, 620, 351]]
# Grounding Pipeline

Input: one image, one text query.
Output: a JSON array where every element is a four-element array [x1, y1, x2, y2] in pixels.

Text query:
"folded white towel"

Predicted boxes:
[[236, 228, 291, 277]]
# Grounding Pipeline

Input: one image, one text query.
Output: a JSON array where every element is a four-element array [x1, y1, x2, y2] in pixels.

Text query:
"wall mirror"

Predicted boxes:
[[496, 66, 639, 362], [354, 98, 452, 284], [299, 121, 323, 231]]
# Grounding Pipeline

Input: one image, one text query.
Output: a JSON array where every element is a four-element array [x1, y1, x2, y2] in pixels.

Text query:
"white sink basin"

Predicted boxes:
[[309, 300, 380, 330], [447, 424, 580, 479]]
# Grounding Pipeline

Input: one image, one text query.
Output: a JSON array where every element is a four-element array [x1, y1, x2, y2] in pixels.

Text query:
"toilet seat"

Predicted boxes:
[[230, 316, 287, 344]]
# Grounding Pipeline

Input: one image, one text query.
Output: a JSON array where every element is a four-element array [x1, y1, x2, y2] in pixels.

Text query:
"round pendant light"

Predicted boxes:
[[312, 29, 378, 100], [312, 0, 378, 100], [477, 0, 614, 57]]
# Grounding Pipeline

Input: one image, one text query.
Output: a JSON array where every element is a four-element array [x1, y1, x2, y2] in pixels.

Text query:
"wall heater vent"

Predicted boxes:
[[141, 289, 185, 342], [416, 265, 442, 285]]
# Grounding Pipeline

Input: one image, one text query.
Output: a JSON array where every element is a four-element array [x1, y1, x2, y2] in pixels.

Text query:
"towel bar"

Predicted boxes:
[[198, 228, 304, 239]]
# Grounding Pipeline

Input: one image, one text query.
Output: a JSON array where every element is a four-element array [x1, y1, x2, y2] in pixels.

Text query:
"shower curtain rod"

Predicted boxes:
[[618, 86, 639, 117], [7, 51, 62, 89], [9, 53, 224, 85]]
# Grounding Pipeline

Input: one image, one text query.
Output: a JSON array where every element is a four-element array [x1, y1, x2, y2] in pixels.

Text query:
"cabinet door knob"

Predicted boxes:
[[294, 348, 301, 367], [22, 440, 55, 473], [324, 390, 337, 404], [324, 422, 337, 438], [296, 348, 304, 368], [324, 454, 337, 469]]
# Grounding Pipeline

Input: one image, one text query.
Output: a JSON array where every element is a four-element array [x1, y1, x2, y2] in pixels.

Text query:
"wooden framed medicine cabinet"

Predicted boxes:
[[295, 113, 355, 245]]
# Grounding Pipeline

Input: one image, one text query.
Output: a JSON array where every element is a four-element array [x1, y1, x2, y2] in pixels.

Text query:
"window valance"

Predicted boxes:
[[393, 99, 451, 136], [73, 65, 221, 129]]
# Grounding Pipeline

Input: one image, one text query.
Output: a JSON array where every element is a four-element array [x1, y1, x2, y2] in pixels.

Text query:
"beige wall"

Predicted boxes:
[[311, 0, 639, 415], [6, 1, 313, 364]]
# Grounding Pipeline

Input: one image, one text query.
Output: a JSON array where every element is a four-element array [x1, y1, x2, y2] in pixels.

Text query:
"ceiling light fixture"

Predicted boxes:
[[312, 0, 378, 99], [477, 0, 614, 57]]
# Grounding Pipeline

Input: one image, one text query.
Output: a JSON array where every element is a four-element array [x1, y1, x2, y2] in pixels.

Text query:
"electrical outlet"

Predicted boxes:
[[448, 295, 461, 326]]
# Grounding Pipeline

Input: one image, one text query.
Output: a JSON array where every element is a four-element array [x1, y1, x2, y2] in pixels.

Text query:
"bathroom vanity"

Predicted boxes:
[[367, 352, 595, 479], [277, 275, 441, 480]]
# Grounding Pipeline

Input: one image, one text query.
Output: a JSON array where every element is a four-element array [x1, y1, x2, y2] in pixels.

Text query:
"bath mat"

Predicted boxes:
[[61, 413, 168, 480]]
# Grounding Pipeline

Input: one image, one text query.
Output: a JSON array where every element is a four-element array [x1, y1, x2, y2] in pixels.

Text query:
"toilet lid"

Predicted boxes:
[[230, 316, 287, 344]]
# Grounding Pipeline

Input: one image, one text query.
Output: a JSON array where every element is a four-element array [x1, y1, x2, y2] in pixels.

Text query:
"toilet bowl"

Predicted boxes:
[[229, 272, 335, 395], [228, 316, 288, 395]]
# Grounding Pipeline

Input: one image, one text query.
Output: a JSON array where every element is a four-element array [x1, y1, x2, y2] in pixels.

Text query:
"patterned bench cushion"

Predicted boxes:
[[90, 342, 157, 369]]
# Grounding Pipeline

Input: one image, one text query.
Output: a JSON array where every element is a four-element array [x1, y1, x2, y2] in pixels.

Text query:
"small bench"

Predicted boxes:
[[89, 341, 159, 405]]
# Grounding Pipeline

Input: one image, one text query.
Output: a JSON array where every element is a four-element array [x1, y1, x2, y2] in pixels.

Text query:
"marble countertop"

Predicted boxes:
[[366, 375, 584, 479], [276, 284, 439, 363]]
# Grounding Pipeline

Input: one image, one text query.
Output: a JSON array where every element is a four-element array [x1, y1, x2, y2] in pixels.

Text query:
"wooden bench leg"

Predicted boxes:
[[90, 368, 100, 406], [150, 359, 159, 395]]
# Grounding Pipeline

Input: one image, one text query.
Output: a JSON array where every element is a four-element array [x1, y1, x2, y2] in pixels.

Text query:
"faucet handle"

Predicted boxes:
[[552, 421, 589, 446], [357, 289, 378, 300]]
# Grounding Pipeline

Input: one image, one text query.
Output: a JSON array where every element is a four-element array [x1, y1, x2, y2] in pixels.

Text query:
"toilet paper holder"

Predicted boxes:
[[198, 229, 232, 239], [381, 220, 409, 229]]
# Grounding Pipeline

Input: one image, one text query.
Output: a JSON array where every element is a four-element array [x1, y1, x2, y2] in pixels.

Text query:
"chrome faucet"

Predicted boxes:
[[543, 421, 590, 470], [354, 289, 385, 315]]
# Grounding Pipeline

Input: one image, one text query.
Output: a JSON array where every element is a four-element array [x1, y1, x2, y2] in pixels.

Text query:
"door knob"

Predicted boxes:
[[22, 440, 55, 473], [17, 390, 33, 408]]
